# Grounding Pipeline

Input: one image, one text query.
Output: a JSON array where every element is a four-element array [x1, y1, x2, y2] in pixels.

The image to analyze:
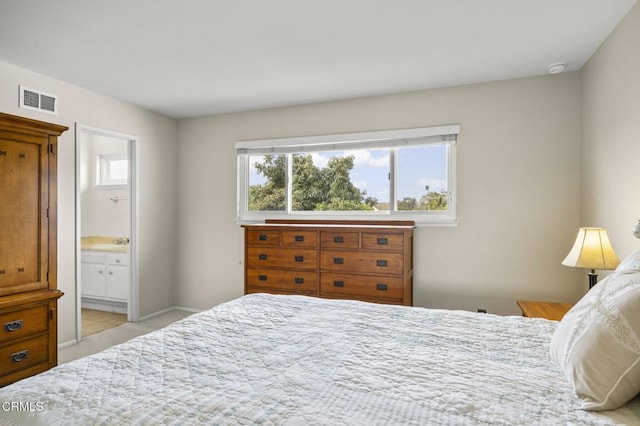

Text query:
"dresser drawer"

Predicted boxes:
[[0, 305, 48, 344], [0, 334, 48, 377], [247, 269, 317, 294], [247, 247, 318, 270], [320, 231, 359, 249], [246, 230, 281, 246], [320, 273, 404, 300], [361, 233, 404, 251], [320, 251, 404, 275], [282, 231, 317, 248]]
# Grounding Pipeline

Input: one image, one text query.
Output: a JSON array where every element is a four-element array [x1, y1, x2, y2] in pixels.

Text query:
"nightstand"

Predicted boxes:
[[516, 300, 574, 321]]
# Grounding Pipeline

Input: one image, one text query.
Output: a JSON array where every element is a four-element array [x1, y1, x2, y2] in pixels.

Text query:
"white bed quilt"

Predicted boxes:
[[1, 293, 639, 425]]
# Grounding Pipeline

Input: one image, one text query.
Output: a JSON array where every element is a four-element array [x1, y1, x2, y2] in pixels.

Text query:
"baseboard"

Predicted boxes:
[[173, 306, 204, 314], [137, 305, 203, 322], [81, 297, 127, 314], [58, 339, 79, 350]]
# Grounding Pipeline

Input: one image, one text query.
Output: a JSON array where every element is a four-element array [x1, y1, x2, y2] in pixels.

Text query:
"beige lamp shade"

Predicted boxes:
[[562, 227, 620, 270]]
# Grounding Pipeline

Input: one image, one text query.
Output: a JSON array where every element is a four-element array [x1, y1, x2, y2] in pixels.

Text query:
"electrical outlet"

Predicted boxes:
[[477, 308, 487, 313]]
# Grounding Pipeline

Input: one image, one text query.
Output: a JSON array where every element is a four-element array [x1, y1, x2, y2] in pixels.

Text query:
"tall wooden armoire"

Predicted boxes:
[[0, 113, 67, 386]]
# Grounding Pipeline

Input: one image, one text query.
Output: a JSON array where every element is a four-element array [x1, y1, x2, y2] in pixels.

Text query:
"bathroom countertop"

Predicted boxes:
[[81, 236, 129, 253]]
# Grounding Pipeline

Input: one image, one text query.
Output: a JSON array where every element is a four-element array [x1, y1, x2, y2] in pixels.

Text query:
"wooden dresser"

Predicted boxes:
[[243, 220, 414, 306], [0, 113, 67, 386]]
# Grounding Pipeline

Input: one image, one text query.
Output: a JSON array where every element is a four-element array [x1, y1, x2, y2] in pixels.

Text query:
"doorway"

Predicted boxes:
[[75, 124, 138, 342]]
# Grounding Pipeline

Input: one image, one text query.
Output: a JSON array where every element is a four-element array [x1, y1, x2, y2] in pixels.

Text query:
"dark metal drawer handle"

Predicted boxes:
[[4, 320, 23, 332], [333, 236, 344, 243], [11, 350, 29, 363], [377, 237, 388, 245], [294, 277, 304, 284], [376, 283, 388, 291], [258, 254, 268, 260], [333, 257, 344, 264], [294, 255, 304, 262], [258, 234, 268, 241], [294, 235, 304, 242], [376, 260, 388, 267], [333, 280, 344, 287], [258, 274, 268, 281]]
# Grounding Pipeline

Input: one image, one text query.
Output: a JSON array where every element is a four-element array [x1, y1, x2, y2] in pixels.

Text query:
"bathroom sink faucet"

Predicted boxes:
[[112, 237, 130, 245]]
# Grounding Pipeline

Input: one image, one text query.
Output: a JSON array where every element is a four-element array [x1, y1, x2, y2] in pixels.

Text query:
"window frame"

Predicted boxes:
[[236, 124, 459, 226], [96, 153, 128, 188]]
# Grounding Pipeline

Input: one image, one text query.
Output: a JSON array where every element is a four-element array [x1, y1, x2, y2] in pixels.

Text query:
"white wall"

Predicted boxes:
[[0, 1, 634, 345], [581, 2, 640, 262], [0, 61, 179, 344], [80, 133, 129, 238], [176, 73, 583, 314]]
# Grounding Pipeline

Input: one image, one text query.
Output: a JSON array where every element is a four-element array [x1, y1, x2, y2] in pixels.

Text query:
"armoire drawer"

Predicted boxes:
[[320, 273, 404, 300], [0, 304, 48, 344], [320, 251, 404, 275], [247, 269, 318, 294], [247, 247, 318, 270], [0, 333, 49, 377]]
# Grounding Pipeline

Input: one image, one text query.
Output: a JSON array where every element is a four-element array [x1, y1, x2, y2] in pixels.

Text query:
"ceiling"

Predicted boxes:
[[0, 0, 636, 119]]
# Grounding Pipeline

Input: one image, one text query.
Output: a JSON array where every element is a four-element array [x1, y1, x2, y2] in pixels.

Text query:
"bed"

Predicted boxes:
[[0, 292, 639, 425]]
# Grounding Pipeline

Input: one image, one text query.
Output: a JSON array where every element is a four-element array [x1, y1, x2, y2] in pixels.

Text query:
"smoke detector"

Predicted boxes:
[[547, 63, 567, 74]]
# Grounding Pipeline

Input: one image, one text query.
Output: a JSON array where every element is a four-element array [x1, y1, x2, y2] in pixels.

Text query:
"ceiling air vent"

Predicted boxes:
[[19, 85, 59, 115]]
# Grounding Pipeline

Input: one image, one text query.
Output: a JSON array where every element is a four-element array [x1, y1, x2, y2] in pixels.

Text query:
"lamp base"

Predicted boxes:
[[588, 270, 598, 289]]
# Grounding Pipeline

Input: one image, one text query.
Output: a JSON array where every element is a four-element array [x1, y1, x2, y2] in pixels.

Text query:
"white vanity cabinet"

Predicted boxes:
[[81, 251, 130, 302]]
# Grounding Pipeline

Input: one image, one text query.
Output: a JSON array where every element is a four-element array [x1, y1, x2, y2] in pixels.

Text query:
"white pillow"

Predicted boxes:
[[616, 248, 640, 274], [549, 272, 640, 411]]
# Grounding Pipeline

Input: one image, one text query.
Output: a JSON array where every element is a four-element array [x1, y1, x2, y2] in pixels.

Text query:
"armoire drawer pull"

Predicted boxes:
[[333, 236, 344, 243], [376, 283, 388, 291], [258, 234, 268, 241], [294, 235, 304, 242], [10, 350, 29, 363], [333, 280, 344, 287], [294, 255, 304, 262], [377, 237, 388, 245], [258, 254, 268, 260], [4, 320, 23, 332], [333, 257, 344, 264], [376, 260, 388, 267], [294, 277, 304, 284], [258, 274, 268, 281]]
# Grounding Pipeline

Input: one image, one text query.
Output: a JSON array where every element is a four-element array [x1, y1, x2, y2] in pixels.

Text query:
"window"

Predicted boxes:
[[97, 153, 128, 187], [237, 124, 459, 225]]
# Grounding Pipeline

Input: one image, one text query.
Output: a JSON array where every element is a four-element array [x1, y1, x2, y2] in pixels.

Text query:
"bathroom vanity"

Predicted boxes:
[[80, 237, 129, 314]]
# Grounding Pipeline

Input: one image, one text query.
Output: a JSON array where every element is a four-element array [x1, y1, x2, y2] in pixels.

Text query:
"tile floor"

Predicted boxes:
[[82, 308, 128, 337]]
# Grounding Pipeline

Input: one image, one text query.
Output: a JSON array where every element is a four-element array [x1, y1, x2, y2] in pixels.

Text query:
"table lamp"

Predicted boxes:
[[562, 227, 620, 289]]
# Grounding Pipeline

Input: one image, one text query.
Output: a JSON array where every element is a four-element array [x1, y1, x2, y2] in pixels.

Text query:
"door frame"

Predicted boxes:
[[74, 123, 139, 342]]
